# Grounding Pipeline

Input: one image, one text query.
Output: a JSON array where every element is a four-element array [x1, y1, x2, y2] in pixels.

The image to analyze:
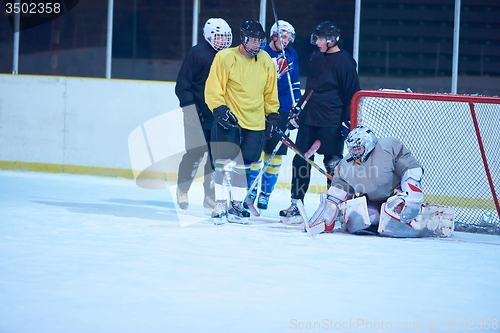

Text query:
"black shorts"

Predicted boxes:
[[295, 124, 343, 157], [264, 110, 289, 155], [210, 122, 265, 163]]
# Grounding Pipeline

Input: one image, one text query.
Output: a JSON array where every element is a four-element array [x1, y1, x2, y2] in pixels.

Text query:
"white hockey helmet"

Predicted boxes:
[[346, 126, 378, 163], [270, 20, 295, 43], [203, 18, 232, 51]]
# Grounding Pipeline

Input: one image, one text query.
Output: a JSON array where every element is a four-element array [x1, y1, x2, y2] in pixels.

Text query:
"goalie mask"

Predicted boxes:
[[346, 126, 378, 163], [240, 21, 266, 56], [270, 20, 296, 43], [310, 21, 341, 45], [204, 18, 232, 52]]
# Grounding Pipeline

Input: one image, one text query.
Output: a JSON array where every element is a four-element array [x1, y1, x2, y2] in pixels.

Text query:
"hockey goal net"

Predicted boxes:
[[351, 90, 500, 235]]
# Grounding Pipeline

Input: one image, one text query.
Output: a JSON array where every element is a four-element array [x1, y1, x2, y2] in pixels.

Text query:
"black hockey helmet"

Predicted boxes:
[[240, 21, 266, 56], [310, 21, 341, 45], [240, 21, 266, 41]]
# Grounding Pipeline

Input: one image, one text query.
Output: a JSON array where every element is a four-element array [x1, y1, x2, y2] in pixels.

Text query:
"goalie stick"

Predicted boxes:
[[245, 137, 320, 217], [245, 90, 314, 216]]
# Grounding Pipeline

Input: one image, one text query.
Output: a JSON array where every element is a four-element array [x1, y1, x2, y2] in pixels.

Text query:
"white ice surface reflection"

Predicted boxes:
[[1, 171, 499, 333]]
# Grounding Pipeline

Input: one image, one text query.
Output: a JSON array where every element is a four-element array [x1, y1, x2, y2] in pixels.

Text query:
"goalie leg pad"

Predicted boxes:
[[417, 205, 455, 237], [339, 196, 372, 234], [305, 193, 326, 236], [378, 203, 455, 238]]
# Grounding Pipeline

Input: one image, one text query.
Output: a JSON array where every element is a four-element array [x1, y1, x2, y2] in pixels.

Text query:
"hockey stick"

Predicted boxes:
[[245, 90, 314, 216], [271, 0, 297, 107], [274, 128, 334, 181]]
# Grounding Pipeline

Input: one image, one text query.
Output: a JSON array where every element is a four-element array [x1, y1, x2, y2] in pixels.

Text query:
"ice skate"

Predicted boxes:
[[279, 200, 304, 225], [243, 188, 257, 209], [203, 194, 216, 215], [176, 187, 189, 210], [212, 201, 227, 225], [227, 200, 250, 224], [257, 192, 270, 210]]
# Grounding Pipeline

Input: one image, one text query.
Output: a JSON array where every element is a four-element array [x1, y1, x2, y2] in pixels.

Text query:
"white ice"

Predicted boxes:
[[1, 170, 499, 333]]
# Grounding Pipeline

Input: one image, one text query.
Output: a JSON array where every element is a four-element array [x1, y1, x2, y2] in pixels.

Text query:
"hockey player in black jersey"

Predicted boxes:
[[175, 18, 232, 213], [280, 21, 361, 224]]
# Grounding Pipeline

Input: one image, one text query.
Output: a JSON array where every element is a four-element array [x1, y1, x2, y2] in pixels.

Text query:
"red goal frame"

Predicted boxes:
[[351, 90, 500, 222]]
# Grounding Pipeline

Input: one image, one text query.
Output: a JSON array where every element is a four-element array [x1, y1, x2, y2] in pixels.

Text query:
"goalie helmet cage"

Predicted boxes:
[[351, 90, 500, 235]]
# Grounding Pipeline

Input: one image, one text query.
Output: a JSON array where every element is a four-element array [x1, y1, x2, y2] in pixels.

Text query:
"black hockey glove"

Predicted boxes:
[[286, 106, 301, 130], [265, 112, 280, 139], [341, 119, 350, 139], [213, 105, 239, 130]]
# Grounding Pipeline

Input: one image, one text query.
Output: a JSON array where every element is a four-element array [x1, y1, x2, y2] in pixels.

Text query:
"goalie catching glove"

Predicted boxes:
[[213, 105, 239, 130]]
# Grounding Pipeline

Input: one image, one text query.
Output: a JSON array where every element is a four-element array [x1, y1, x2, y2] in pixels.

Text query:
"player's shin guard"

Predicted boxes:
[[212, 160, 235, 224], [260, 154, 282, 195], [244, 160, 262, 209], [246, 161, 262, 190], [228, 164, 250, 224]]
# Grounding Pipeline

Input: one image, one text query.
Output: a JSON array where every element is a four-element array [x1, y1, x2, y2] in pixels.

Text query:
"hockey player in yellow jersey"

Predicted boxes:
[[205, 21, 280, 225]]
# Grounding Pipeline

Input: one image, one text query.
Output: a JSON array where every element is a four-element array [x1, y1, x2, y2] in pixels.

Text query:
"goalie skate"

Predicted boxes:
[[378, 203, 455, 238]]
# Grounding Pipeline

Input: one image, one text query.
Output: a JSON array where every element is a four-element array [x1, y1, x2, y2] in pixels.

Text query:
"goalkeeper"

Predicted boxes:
[[306, 126, 454, 237]]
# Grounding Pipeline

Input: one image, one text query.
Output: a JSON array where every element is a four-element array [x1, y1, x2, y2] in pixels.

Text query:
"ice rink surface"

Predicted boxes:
[[1, 170, 499, 333]]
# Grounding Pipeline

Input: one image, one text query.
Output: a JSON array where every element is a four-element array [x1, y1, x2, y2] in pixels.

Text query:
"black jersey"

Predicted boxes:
[[300, 49, 360, 128], [175, 41, 217, 129]]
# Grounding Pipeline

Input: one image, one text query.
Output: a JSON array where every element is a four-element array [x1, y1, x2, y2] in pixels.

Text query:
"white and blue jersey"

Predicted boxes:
[[262, 44, 302, 112]]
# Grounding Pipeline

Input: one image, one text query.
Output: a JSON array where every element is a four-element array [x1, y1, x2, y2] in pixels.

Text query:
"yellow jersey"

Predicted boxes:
[[205, 46, 279, 131]]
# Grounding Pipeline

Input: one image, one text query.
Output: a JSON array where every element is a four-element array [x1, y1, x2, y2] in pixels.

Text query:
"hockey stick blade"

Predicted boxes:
[[305, 140, 321, 159], [245, 196, 260, 217]]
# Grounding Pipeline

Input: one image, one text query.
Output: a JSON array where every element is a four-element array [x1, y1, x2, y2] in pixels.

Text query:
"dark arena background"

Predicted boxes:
[[1, 0, 499, 95]]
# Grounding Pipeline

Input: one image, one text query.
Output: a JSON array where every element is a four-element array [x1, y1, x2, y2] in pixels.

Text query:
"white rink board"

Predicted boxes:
[[0, 75, 66, 164], [0, 74, 327, 187]]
